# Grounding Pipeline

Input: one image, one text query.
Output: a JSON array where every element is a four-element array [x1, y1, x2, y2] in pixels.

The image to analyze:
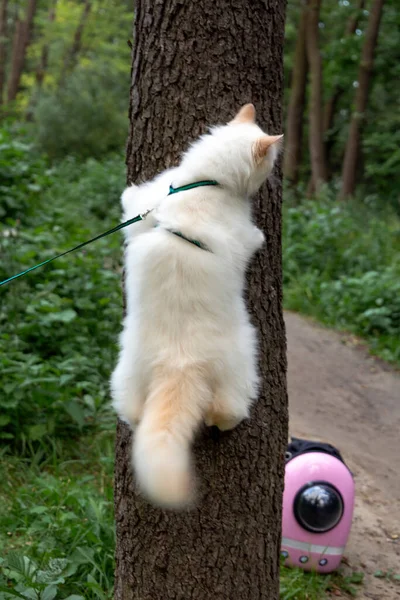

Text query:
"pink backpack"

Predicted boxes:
[[281, 438, 355, 573]]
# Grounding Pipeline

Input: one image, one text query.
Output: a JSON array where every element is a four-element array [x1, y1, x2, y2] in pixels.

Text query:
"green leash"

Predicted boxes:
[[0, 179, 219, 288], [0, 212, 149, 288]]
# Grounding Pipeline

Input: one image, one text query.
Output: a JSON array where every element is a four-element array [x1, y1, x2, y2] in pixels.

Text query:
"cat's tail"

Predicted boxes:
[[133, 366, 210, 509]]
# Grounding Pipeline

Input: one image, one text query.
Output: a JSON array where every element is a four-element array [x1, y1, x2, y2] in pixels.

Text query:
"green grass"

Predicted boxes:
[[0, 435, 115, 599], [280, 566, 364, 599]]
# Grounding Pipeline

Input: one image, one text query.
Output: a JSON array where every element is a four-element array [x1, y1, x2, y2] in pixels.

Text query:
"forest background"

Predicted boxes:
[[0, 0, 399, 598]]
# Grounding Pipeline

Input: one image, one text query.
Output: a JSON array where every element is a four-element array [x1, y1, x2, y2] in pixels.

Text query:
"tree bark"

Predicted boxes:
[[7, 0, 37, 102], [339, 0, 385, 200], [0, 0, 7, 106], [35, 0, 57, 89], [323, 0, 365, 168], [114, 2, 288, 600], [59, 0, 91, 84], [305, 0, 328, 192], [283, 2, 308, 184]]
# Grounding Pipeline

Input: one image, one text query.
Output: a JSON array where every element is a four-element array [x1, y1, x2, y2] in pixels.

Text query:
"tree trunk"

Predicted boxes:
[[59, 0, 91, 83], [323, 0, 365, 168], [345, 0, 366, 37], [283, 2, 308, 184], [339, 0, 385, 200], [36, 0, 57, 89], [7, 0, 37, 102], [114, 2, 288, 600], [0, 0, 7, 106], [323, 89, 341, 140], [7, 19, 23, 102], [305, 0, 328, 192]]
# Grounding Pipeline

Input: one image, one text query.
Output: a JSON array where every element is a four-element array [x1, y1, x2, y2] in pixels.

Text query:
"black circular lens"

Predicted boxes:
[[294, 482, 344, 533]]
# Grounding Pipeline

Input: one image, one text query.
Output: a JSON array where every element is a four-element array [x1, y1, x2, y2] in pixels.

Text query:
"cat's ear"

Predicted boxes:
[[252, 134, 284, 164], [229, 103, 256, 125]]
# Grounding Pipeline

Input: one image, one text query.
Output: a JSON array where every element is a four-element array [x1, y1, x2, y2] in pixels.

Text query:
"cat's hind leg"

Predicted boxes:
[[205, 330, 259, 431], [110, 336, 145, 428], [111, 367, 145, 428], [205, 379, 253, 432]]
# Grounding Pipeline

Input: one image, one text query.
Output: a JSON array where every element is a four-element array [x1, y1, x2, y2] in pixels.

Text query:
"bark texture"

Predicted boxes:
[[114, 2, 288, 599], [305, 0, 328, 191], [283, 2, 308, 184], [7, 0, 37, 102], [339, 0, 384, 199], [0, 0, 7, 106]]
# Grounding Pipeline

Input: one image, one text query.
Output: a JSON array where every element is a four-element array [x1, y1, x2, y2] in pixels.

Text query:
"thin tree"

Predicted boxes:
[[59, 0, 91, 84], [305, 0, 328, 192], [114, 1, 288, 599], [339, 0, 385, 199], [36, 0, 57, 89], [284, 1, 308, 184], [7, 0, 38, 102], [0, 0, 7, 106], [323, 0, 365, 166]]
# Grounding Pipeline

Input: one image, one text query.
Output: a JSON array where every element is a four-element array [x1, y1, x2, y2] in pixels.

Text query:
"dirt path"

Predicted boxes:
[[285, 311, 400, 600]]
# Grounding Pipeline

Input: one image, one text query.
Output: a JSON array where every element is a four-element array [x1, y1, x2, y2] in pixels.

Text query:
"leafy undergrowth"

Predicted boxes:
[[0, 435, 115, 600], [0, 139, 124, 598], [0, 141, 125, 447], [283, 188, 400, 365]]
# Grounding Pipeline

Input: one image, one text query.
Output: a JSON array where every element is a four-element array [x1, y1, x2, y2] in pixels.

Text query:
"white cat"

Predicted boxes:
[[111, 104, 282, 509]]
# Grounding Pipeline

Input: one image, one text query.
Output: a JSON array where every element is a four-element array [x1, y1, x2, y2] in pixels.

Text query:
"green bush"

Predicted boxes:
[[0, 152, 125, 446], [283, 192, 400, 363], [0, 126, 50, 222], [32, 68, 128, 159]]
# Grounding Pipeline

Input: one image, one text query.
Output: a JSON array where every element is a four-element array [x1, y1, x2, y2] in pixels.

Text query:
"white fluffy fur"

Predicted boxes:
[[110, 105, 282, 509]]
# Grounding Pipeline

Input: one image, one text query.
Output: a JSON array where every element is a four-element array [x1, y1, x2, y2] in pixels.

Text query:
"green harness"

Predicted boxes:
[[157, 179, 219, 252]]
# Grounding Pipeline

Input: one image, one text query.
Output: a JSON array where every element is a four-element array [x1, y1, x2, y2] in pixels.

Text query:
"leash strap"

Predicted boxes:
[[0, 179, 219, 288], [0, 212, 149, 287]]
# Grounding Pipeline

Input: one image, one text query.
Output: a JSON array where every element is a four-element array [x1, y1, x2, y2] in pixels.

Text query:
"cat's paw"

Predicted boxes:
[[253, 226, 265, 249], [112, 398, 143, 429], [205, 409, 244, 431]]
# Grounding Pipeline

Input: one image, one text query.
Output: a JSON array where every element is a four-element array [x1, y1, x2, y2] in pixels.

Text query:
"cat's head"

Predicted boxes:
[[181, 104, 283, 197], [228, 104, 283, 194]]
